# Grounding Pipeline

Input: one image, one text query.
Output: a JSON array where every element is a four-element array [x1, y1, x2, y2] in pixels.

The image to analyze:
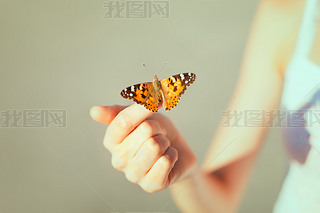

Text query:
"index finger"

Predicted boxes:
[[104, 103, 154, 147]]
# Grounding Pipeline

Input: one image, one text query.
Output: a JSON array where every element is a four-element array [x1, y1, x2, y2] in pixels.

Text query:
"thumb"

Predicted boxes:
[[90, 105, 126, 125]]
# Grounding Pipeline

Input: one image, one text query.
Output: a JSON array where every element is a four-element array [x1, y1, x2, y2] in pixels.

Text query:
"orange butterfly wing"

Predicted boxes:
[[120, 82, 162, 112], [160, 73, 196, 111]]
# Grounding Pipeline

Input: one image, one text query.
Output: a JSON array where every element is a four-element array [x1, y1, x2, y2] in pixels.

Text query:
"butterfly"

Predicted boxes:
[[120, 73, 196, 112]]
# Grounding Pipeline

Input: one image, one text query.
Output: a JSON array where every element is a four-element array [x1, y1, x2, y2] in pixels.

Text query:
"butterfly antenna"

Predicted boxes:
[[142, 63, 151, 73], [157, 61, 168, 76]]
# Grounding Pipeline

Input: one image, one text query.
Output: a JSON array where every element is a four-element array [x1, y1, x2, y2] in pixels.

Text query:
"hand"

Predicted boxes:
[[90, 104, 197, 193]]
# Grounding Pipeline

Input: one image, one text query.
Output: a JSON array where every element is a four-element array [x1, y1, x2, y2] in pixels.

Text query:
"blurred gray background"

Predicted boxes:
[[0, 0, 287, 212]]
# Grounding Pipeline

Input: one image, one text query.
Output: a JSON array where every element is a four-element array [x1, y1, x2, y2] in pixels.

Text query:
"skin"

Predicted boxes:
[[91, 0, 320, 212]]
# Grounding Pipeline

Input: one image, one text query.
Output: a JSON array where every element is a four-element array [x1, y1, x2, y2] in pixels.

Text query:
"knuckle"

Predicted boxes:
[[161, 136, 170, 149], [162, 148, 178, 165], [111, 156, 125, 170], [160, 155, 172, 166], [125, 171, 140, 184], [140, 181, 165, 193], [139, 120, 159, 135], [145, 137, 162, 154], [114, 112, 131, 129], [144, 187, 158, 193], [145, 135, 170, 155]]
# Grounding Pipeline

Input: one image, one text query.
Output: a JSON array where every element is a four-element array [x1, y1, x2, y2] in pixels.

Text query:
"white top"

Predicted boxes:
[[274, 0, 320, 212]]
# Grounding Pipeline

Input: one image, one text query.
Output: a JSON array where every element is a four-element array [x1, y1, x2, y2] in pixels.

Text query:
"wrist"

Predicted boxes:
[[170, 161, 199, 187]]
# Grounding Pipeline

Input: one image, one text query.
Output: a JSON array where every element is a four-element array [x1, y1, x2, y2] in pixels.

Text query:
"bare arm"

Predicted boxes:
[[169, 1, 301, 212], [90, 1, 301, 212]]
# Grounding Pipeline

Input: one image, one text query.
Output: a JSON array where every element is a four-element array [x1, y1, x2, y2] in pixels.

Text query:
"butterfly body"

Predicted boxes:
[[152, 75, 163, 103], [121, 73, 196, 112]]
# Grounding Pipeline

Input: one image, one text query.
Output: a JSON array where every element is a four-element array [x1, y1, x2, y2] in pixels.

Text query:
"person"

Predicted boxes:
[[90, 0, 320, 212]]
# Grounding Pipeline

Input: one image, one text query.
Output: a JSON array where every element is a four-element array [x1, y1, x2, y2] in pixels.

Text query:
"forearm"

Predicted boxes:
[[170, 166, 232, 213], [169, 153, 256, 213]]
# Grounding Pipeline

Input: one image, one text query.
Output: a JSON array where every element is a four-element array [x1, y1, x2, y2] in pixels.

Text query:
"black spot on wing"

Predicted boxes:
[[165, 96, 180, 111], [121, 82, 153, 106], [173, 86, 177, 92], [171, 73, 196, 96], [175, 73, 196, 87], [120, 85, 137, 100]]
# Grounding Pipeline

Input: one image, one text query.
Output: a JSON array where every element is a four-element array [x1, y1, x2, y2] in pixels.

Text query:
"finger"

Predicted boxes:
[[106, 120, 165, 171], [140, 147, 178, 193], [119, 120, 167, 157], [125, 135, 170, 182], [90, 105, 126, 125], [110, 120, 166, 170], [104, 103, 153, 147]]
